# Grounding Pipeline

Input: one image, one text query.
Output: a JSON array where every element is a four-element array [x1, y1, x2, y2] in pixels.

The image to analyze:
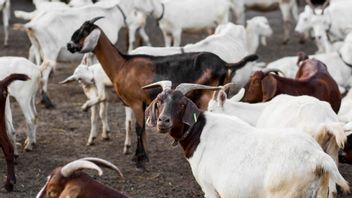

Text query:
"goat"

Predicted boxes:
[[143, 80, 349, 198], [132, 20, 270, 90], [20, 0, 150, 108], [0, 57, 42, 153], [230, 0, 298, 44], [242, 58, 341, 113], [67, 17, 258, 168], [36, 157, 127, 198], [0, 73, 30, 192], [295, 0, 352, 53], [337, 89, 352, 165], [266, 33, 352, 94], [134, 0, 232, 47], [208, 86, 347, 197], [60, 61, 132, 154]]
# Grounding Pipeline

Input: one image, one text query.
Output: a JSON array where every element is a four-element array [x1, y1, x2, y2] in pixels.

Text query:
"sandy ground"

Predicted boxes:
[[0, 0, 350, 197]]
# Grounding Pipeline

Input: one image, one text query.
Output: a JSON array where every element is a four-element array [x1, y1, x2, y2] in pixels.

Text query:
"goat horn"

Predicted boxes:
[[262, 68, 286, 77], [175, 83, 221, 95], [89, 16, 104, 24], [59, 75, 76, 84], [142, 80, 172, 91], [61, 159, 103, 177], [306, 0, 316, 14], [321, 0, 330, 14], [82, 157, 124, 179], [222, 83, 236, 93]]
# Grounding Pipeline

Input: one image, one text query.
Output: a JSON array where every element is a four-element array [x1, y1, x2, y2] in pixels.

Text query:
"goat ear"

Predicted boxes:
[[145, 100, 158, 127], [261, 75, 277, 101], [81, 29, 101, 53], [182, 101, 201, 126], [60, 185, 80, 198], [217, 90, 227, 106]]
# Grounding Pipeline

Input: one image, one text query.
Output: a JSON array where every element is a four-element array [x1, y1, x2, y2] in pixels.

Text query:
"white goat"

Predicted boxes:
[[295, 1, 352, 53], [230, 0, 298, 44], [266, 32, 352, 94], [22, 0, 150, 108], [208, 88, 347, 197], [0, 57, 41, 154], [145, 81, 349, 198], [60, 61, 132, 154], [338, 89, 352, 124], [134, 0, 232, 47], [132, 19, 271, 89]]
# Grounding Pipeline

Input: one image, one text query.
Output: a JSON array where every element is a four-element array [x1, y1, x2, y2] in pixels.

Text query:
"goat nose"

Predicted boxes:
[[317, 36, 322, 40], [158, 116, 170, 123]]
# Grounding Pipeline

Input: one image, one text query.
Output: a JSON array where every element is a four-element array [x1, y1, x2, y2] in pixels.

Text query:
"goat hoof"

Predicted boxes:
[[123, 145, 131, 155], [102, 136, 110, 141], [81, 106, 89, 112], [4, 179, 15, 192], [41, 92, 55, 109]]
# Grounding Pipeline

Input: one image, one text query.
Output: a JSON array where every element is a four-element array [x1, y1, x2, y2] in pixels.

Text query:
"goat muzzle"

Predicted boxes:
[[67, 41, 82, 53]]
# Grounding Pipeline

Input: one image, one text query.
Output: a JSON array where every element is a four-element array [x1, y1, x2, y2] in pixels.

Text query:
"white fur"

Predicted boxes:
[[265, 32, 352, 94], [230, 0, 297, 43], [62, 59, 132, 153], [208, 92, 347, 197], [134, 0, 231, 47], [0, 57, 41, 153], [188, 111, 348, 197], [19, 0, 150, 103], [295, 1, 352, 53]]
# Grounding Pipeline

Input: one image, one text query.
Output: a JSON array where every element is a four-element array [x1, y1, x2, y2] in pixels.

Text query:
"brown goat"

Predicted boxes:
[[0, 73, 30, 191], [242, 58, 341, 113], [66, 17, 257, 169], [36, 157, 126, 198]]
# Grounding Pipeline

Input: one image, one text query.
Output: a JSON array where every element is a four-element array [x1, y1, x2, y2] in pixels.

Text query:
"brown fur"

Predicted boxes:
[[242, 58, 341, 113]]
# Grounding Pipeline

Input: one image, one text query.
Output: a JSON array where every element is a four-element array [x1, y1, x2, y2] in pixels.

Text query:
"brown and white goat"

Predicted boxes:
[[66, 17, 258, 169], [36, 157, 126, 198], [0, 73, 30, 191], [242, 58, 341, 113]]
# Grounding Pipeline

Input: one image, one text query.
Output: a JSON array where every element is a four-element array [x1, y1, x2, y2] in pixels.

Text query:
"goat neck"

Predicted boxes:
[[93, 30, 126, 82], [245, 24, 259, 54]]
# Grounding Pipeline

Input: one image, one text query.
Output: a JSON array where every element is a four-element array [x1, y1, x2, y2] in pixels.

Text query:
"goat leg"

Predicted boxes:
[[132, 121, 149, 170], [1, 136, 16, 191], [41, 90, 55, 109]]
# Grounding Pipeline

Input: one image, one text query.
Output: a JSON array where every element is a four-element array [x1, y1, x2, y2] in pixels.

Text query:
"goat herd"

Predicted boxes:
[[0, 0, 351, 197]]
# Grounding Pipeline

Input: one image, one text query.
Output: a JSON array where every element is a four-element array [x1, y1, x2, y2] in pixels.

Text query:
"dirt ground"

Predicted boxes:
[[0, 0, 351, 197]]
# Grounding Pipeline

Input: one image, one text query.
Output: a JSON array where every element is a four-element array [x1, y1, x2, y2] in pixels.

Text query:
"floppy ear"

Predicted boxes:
[[182, 101, 201, 126], [145, 100, 158, 127], [261, 75, 278, 101], [81, 29, 101, 53]]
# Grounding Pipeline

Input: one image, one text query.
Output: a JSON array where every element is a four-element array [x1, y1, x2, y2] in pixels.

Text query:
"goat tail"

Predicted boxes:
[[226, 54, 258, 72], [0, 74, 30, 88], [319, 153, 350, 193], [315, 123, 347, 151]]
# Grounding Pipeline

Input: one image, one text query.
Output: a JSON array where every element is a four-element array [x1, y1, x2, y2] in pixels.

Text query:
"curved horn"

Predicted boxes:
[[89, 16, 104, 24], [82, 157, 124, 178], [61, 159, 103, 177], [175, 83, 221, 95], [59, 75, 76, 84], [142, 80, 172, 91], [262, 68, 286, 77]]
